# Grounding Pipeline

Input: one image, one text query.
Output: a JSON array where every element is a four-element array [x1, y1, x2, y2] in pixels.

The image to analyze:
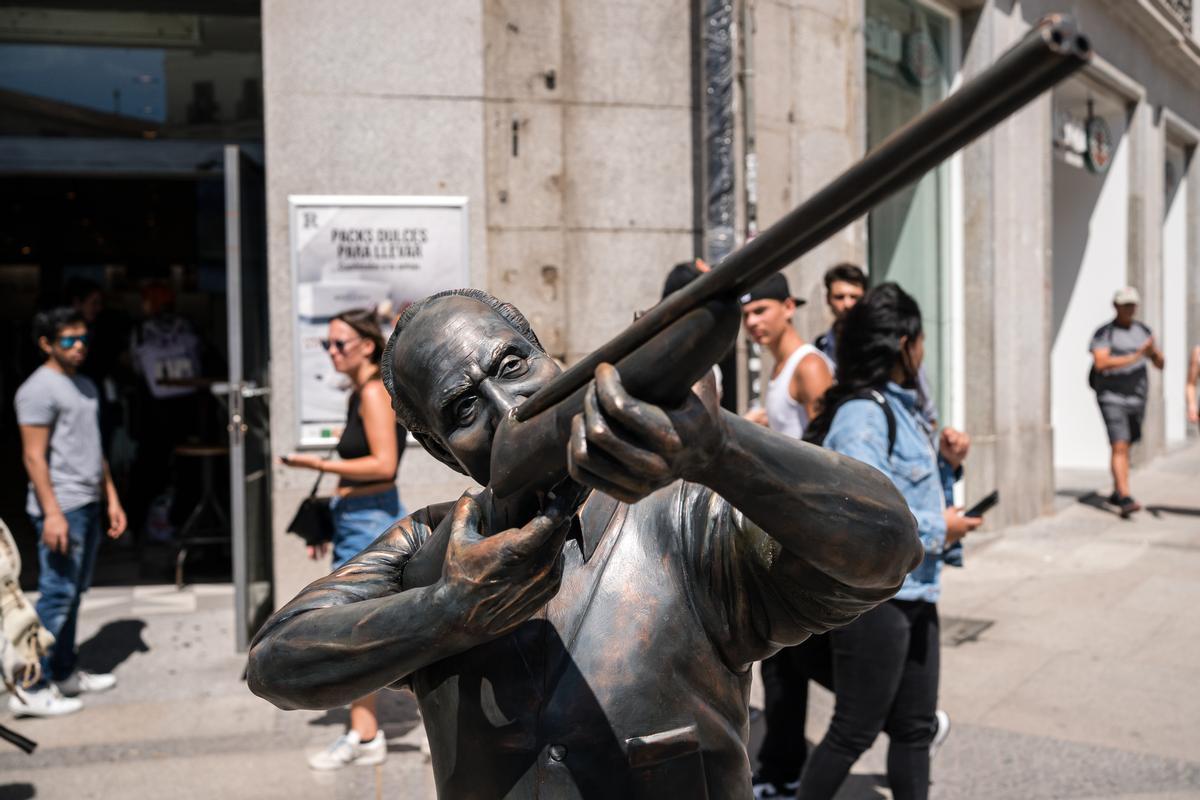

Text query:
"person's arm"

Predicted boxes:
[[1148, 341, 1165, 370], [247, 493, 574, 711], [281, 383, 399, 481], [101, 460, 126, 539], [1091, 347, 1142, 371], [18, 424, 68, 554], [789, 352, 834, 421], [1187, 346, 1200, 424]]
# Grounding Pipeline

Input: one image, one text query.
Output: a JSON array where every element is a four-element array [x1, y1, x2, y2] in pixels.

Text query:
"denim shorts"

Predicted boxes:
[[329, 488, 405, 569], [1099, 401, 1144, 445]]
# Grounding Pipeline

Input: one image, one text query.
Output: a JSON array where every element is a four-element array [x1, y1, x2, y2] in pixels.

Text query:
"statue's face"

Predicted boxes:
[[393, 296, 560, 483]]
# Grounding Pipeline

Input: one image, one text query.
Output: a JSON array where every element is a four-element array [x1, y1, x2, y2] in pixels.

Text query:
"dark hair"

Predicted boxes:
[[823, 263, 868, 293], [33, 307, 86, 346], [381, 288, 543, 436], [332, 308, 385, 366], [803, 282, 922, 446], [662, 260, 702, 300]]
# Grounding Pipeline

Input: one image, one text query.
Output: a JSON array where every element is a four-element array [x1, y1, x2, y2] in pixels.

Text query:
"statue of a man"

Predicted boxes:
[[248, 288, 920, 798]]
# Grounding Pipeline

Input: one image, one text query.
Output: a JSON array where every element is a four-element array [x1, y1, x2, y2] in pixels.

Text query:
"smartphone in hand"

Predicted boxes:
[[964, 490, 999, 519]]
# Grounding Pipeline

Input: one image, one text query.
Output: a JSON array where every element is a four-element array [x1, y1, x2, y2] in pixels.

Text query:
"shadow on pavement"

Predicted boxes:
[[1146, 504, 1200, 518], [76, 619, 150, 674], [0, 783, 36, 800], [1065, 491, 1124, 518]]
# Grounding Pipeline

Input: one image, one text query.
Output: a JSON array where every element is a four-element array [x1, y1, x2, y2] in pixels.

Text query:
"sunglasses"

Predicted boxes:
[[321, 336, 361, 353], [58, 334, 90, 349]]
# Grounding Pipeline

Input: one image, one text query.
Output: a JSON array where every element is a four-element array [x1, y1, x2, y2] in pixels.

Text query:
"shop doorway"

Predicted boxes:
[[1050, 80, 1131, 472], [0, 147, 272, 647]]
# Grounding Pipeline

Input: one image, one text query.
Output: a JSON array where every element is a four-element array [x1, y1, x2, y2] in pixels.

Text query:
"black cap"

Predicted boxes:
[[739, 273, 805, 306], [662, 261, 703, 300]]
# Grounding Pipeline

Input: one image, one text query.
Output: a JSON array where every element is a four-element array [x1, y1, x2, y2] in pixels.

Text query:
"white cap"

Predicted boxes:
[[1113, 286, 1140, 306]]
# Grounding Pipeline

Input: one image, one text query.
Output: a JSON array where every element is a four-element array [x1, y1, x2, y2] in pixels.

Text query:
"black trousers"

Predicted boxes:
[[797, 600, 940, 800], [756, 633, 832, 785]]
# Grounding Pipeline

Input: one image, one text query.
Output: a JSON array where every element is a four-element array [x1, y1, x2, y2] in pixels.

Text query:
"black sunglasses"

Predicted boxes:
[[320, 336, 361, 353], [58, 334, 90, 349]]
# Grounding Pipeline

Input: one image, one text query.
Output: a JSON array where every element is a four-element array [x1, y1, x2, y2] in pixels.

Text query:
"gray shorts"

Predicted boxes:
[[1099, 402, 1144, 445]]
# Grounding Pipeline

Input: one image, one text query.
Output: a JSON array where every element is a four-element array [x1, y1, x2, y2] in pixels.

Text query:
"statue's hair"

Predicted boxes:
[[381, 288, 543, 436]]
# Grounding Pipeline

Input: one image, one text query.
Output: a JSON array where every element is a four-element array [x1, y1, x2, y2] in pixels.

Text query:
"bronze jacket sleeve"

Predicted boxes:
[[677, 414, 922, 670], [246, 502, 454, 710]]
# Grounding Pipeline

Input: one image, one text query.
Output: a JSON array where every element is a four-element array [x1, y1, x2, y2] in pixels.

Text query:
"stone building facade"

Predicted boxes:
[[261, 0, 1200, 601]]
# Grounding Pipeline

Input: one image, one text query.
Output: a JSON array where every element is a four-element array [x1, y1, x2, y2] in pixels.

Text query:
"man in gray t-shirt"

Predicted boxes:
[[12, 307, 126, 718], [1089, 287, 1164, 515]]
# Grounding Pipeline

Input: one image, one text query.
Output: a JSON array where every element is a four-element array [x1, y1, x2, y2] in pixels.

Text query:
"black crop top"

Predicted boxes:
[[336, 389, 406, 486]]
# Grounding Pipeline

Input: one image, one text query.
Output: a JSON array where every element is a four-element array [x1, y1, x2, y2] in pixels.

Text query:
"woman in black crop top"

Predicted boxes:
[[279, 307, 405, 769]]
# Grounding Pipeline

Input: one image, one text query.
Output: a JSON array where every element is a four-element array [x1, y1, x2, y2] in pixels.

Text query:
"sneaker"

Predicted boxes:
[[8, 685, 83, 718], [57, 670, 117, 696], [930, 709, 952, 759], [307, 730, 387, 770], [1117, 495, 1142, 515], [751, 773, 798, 799]]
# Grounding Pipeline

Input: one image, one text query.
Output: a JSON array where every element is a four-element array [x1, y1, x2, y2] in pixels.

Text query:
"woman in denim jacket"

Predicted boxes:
[[798, 283, 980, 800]]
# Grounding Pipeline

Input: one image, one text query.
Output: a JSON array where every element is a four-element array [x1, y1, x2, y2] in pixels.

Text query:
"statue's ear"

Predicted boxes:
[[412, 430, 468, 476]]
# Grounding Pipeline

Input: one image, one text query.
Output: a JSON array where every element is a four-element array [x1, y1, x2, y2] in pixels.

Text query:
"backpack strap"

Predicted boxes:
[[863, 389, 897, 458]]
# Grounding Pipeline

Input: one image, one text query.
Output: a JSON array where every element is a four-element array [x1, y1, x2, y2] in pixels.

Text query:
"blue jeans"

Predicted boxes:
[[330, 489, 404, 569], [33, 502, 103, 684]]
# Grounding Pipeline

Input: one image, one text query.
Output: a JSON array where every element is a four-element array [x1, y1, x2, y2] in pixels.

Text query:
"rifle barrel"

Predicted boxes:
[[515, 13, 1089, 422]]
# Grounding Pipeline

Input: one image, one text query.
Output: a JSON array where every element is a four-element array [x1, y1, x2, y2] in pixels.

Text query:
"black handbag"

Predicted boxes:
[[286, 468, 334, 546]]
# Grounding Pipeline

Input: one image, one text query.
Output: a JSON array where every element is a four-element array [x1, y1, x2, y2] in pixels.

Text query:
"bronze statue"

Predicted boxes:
[[248, 289, 921, 798], [248, 17, 1090, 797]]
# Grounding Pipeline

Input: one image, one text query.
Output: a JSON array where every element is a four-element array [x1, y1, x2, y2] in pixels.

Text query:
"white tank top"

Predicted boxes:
[[765, 344, 833, 439]]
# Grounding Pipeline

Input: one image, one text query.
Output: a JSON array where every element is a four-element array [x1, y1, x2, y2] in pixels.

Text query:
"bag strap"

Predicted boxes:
[[306, 450, 335, 497], [862, 389, 897, 458]]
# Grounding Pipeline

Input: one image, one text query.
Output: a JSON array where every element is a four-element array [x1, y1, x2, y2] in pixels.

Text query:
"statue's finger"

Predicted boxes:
[[593, 363, 680, 451]]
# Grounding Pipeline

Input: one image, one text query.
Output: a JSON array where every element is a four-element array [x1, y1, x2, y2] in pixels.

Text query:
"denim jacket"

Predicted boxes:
[[824, 382, 949, 603]]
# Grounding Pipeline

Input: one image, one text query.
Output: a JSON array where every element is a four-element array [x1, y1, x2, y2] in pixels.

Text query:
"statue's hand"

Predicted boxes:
[[439, 492, 571, 640], [567, 362, 727, 504]]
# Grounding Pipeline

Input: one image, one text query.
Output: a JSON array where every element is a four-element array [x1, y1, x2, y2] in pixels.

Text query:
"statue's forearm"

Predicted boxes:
[[247, 582, 471, 710], [703, 413, 921, 589]]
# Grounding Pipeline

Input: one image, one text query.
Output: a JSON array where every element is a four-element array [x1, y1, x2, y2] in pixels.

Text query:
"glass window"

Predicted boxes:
[[866, 0, 954, 421], [0, 13, 261, 140]]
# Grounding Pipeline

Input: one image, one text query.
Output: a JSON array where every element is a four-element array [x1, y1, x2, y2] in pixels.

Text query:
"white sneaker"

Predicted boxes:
[[930, 709, 952, 759], [307, 730, 387, 770], [8, 685, 83, 718], [57, 670, 117, 696]]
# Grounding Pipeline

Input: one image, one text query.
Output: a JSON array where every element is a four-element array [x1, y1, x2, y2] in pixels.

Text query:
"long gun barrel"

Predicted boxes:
[[483, 14, 1090, 500]]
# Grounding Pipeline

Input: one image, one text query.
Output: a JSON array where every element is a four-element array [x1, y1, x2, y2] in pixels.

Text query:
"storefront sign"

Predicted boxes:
[[1084, 114, 1113, 174], [288, 195, 469, 447], [1054, 103, 1111, 175]]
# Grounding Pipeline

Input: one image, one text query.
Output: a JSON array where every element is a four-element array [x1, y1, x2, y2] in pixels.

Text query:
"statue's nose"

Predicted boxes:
[[478, 378, 524, 418]]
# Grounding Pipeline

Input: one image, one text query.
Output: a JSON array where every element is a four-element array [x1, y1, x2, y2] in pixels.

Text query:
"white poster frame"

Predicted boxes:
[[288, 194, 469, 448]]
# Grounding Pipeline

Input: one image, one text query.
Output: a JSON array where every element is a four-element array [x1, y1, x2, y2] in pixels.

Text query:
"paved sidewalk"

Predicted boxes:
[[2, 443, 1199, 799]]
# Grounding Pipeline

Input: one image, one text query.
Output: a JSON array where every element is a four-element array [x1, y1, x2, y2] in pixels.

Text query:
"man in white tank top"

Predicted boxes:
[[741, 274, 834, 438], [740, 273, 835, 797]]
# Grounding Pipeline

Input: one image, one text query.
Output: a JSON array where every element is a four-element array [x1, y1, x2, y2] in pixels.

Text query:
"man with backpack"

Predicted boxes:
[[1089, 287, 1163, 516]]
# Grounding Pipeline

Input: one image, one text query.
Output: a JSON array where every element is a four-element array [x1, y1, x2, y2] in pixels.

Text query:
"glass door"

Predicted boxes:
[[222, 144, 273, 651]]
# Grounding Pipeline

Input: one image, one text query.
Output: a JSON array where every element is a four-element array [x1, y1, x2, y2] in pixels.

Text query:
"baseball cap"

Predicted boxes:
[[740, 273, 805, 306], [1113, 286, 1140, 306]]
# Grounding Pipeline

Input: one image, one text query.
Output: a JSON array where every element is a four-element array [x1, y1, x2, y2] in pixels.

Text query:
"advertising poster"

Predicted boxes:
[[289, 195, 469, 447]]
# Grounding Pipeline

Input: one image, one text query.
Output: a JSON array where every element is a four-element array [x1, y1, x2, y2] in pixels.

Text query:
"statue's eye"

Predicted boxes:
[[453, 395, 478, 426], [498, 354, 528, 378]]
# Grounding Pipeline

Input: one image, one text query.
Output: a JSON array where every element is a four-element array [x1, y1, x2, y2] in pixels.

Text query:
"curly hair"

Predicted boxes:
[[381, 288, 544, 436]]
